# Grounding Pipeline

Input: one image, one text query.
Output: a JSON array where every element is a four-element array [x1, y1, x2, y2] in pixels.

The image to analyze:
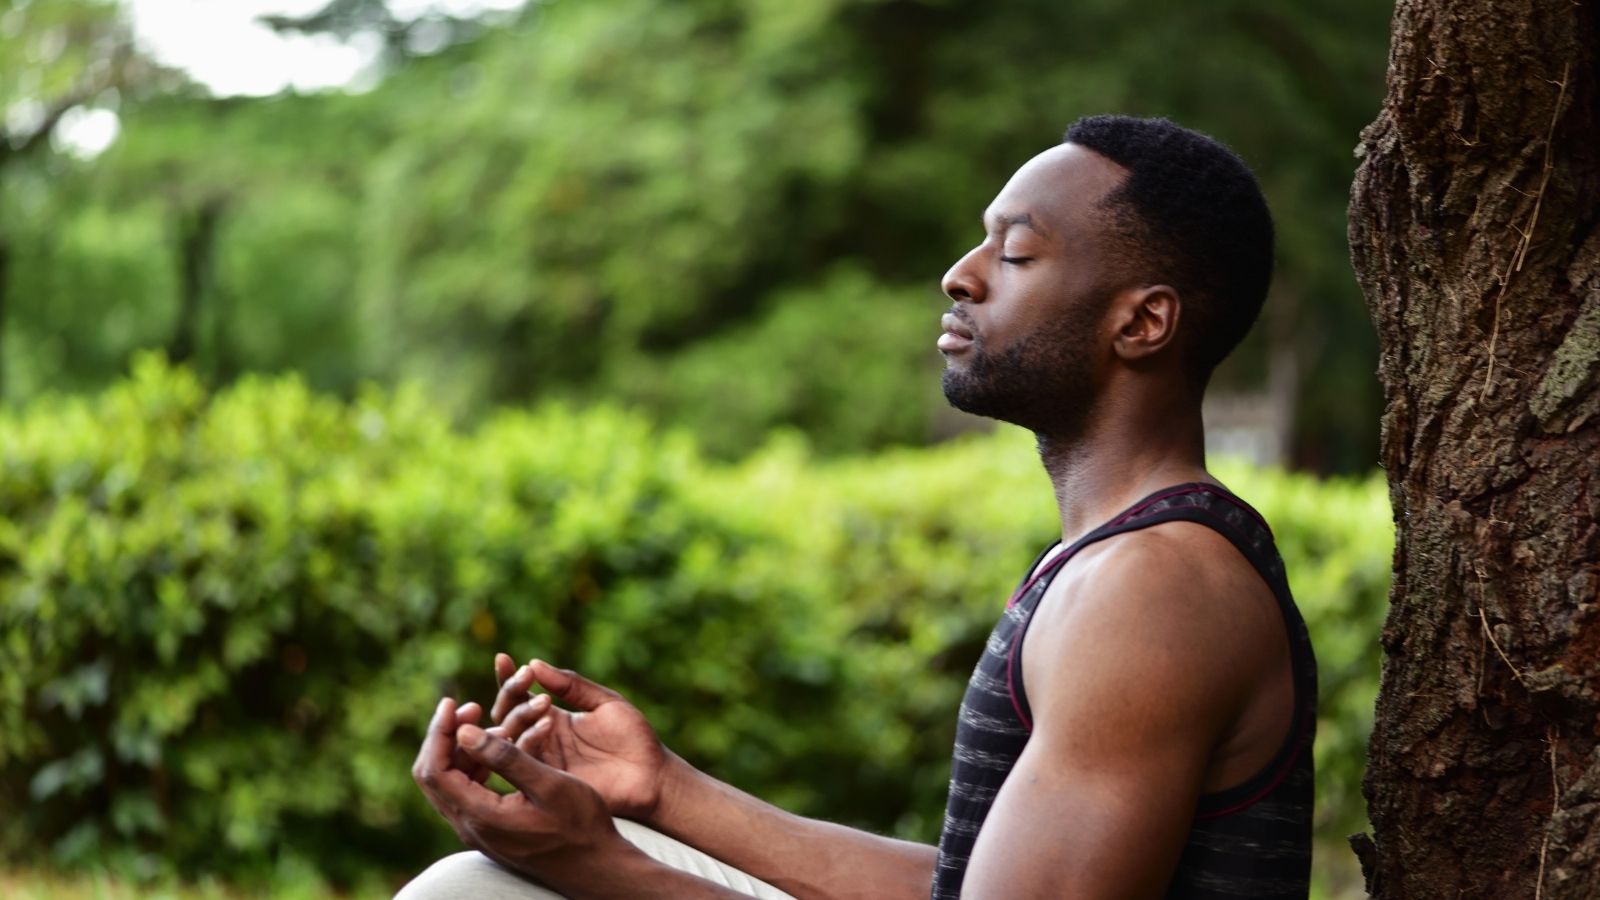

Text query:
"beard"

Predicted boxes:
[[940, 291, 1110, 439]]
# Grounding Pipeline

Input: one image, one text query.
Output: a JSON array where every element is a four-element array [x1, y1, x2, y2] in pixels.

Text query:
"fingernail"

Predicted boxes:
[[458, 724, 486, 749]]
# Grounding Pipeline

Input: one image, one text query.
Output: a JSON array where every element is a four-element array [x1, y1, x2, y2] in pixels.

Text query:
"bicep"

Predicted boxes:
[[959, 726, 1206, 899], [960, 542, 1249, 899]]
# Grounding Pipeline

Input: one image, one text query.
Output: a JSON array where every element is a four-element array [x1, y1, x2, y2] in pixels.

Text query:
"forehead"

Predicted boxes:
[[984, 143, 1128, 237]]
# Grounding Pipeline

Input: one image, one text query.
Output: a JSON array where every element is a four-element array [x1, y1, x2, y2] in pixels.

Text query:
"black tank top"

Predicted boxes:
[[930, 483, 1317, 899]]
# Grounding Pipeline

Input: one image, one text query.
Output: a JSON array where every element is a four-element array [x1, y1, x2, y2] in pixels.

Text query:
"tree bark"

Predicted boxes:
[[1349, 1, 1600, 897]]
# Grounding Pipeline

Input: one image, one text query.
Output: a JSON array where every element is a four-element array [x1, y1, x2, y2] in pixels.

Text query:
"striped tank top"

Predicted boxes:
[[930, 483, 1317, 899]]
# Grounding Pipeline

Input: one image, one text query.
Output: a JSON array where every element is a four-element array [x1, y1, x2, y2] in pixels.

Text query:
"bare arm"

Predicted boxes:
[[649, 754, 935, 900], [960, 529, 1278, 898], [492, 657, 935, 900]]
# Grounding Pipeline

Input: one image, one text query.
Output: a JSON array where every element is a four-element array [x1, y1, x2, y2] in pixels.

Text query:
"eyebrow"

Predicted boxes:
[[984, 212, 1048, 238]]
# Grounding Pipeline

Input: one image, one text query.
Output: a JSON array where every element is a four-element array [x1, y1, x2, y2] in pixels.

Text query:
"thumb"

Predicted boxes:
[[528, 661, 622, 712], [457, 724, 559, 801]]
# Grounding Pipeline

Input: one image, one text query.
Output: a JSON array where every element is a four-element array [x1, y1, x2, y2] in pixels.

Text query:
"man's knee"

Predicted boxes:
[[394, 851, 565, 900]]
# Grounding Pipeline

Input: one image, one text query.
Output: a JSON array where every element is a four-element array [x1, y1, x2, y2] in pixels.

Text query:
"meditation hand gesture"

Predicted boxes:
[[412, 697, 624, 887], [486, 653, 673, 820]]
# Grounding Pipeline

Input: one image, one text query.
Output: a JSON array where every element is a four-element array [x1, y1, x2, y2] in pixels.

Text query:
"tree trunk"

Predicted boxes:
[[170, 200, 221, 367], [1349, 1, 1600, 897], [0, 239, 9, 401]]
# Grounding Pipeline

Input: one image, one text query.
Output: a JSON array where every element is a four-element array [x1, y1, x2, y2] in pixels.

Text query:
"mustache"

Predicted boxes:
[[946, 305, 976, 328]]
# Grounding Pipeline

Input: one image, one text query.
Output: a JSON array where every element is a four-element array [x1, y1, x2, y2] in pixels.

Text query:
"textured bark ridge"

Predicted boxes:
[[1349, 1, 1600, 896]]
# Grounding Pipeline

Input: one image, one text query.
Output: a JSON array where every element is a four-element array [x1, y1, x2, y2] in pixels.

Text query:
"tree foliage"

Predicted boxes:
[[4, 0, 1391, 468]]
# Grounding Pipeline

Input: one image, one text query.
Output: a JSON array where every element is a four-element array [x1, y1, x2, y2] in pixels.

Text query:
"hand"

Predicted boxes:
[[412, 697, 626, 887], [440, 653, 527, 785], [487, 655, 671, 819]]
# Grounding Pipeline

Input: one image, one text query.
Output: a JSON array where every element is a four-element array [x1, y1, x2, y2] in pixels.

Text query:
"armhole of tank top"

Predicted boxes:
[[1141, 506, 1312, 819], [1006, 546, 1071, 730], [1004, 504, 1312, 817], [1009, 539, 1064, 602], [1005, 522, 1137, 731]]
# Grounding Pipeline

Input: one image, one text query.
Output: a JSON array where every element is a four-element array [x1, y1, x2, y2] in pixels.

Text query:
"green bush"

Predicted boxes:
[[0, 359, 1389, 890]]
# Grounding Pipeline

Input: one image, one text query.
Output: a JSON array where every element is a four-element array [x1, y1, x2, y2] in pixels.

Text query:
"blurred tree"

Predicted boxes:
[[261, 0, 502, 67], [0, 0, 148, 398], [97, 90, 380, 388], [351, 0, 871, 417], [7, 0, 1393, 470], [1349, 0, 1600, 895]]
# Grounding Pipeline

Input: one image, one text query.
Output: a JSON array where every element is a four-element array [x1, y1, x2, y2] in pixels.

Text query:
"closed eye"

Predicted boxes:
[[999, 256, 1033, 265]]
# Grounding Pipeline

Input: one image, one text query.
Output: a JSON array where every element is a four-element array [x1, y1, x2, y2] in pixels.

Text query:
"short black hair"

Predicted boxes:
[[1063, 115, 1274, 388]]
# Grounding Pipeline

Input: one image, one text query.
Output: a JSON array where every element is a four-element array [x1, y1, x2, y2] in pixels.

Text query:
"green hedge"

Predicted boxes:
[[0, 359, 1389, 890]]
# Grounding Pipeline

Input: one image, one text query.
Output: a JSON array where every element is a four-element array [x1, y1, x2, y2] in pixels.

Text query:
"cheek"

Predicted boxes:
[[988, 280, 1057, 337]]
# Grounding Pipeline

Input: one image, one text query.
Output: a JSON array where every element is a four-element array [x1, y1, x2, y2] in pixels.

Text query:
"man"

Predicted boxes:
[[402, 115, 1317, 899]]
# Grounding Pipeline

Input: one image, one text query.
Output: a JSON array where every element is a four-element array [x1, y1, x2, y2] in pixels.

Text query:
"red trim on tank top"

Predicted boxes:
[[1193, 711, 1313, 820], [1185, 483, 1274, 534], [1007, 550, 1065, 610], [1006, 620, 1034, 731], [1006, 484, 1202, 611]]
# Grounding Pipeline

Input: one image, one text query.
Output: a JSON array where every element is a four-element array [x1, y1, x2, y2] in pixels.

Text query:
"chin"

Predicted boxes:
[[941, 366, 1092, 437], [941, 369, 1007, 421]]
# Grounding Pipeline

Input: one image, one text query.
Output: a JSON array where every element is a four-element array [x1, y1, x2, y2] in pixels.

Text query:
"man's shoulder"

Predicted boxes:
[[1049, 518, 1273, 620], [1022, 520, 1284, 724]]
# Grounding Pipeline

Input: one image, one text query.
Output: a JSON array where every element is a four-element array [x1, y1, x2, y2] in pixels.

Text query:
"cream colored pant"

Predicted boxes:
[[394, 818, 797, 899]]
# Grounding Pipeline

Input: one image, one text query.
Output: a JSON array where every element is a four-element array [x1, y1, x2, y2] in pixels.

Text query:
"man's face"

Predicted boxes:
[[937, 144, 1130, 436]]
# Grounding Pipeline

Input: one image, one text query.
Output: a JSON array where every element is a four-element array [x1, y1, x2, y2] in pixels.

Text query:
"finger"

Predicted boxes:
[[516, 716, 555, 760], [458, 724, 565, 801], [450, 731, 491, 782], [428, 740, 501, 818], [413, 697, 458, 787], [495, 652, 516, 686], [498, 694, 554, 741], [491, 665, 538, 724], [528, 660, 621, 712], [450, 745, 492, 784], [449, 703, 485, 777]]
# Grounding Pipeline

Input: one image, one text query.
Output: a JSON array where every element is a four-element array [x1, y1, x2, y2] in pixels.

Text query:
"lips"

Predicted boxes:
[[938, 312, 974, 353]]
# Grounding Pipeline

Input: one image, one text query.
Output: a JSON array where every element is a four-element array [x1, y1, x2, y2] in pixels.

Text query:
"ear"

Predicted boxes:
[[1109, 284, 1181, 362]]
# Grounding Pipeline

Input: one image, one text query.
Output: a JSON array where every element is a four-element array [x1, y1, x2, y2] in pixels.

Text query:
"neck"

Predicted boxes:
[[1035, 389, 1211, 544]]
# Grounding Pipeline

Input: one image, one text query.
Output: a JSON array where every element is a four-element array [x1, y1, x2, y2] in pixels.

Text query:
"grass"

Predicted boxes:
[[0, 870, 391, 899]]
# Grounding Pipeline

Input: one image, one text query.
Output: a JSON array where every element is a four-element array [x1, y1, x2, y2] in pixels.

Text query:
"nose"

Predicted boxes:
[[941, 245, 986, 305]]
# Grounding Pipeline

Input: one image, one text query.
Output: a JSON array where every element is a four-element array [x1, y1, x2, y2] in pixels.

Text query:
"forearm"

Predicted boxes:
[[646, 754, 935, 900], [540, 837, 757, 900]]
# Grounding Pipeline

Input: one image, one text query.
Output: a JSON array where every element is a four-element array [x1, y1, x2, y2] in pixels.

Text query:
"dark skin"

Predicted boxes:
[[412, 695, 755, 900], [413, 659, 934, 900], [413, 144, 1293, 898]]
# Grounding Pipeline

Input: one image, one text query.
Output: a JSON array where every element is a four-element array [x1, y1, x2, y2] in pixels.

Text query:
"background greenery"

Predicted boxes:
[[2, 361, 1389, 896], [4, 0, 1396, 896], [4, 0, 1390, 468]]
